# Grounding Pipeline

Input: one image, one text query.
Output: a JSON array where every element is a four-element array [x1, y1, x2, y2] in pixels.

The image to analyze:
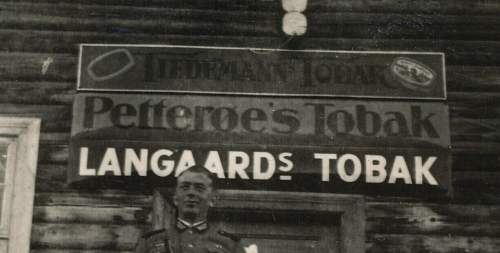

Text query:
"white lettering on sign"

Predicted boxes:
[[365, 155, 387, 183], [314, 153, 337, 182], [314, 153, 438, 185], [78, 147, 440, 186]]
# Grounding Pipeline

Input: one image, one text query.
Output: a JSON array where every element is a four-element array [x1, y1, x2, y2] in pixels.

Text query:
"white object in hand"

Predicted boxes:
[[244, 244, 259, 253]]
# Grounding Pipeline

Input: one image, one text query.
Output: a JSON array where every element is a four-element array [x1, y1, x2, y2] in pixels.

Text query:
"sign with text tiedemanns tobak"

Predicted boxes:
[[77, 44, 446, 99], [69, 93, 451, 196]]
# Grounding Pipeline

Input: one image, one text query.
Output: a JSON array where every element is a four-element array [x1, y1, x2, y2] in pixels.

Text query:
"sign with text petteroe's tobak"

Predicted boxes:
[[77, 44, 446, 99], [69, 93, 451, 196]]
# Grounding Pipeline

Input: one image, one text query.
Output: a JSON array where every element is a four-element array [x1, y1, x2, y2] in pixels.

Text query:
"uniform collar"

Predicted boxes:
[[176, 218, 208, 232]]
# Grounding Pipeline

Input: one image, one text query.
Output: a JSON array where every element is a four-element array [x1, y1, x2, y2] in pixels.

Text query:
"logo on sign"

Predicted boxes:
[[390, 57, 436, 91], [86, 49, 135, 82]]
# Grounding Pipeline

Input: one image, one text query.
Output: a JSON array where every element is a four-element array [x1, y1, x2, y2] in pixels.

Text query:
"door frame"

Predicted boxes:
[[154, 189, 365, 253]]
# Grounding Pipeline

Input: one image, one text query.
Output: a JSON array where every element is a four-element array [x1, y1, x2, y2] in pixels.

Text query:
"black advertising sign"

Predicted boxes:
[[77, 44, 446, 99], [69, 93, 451, 196], [71, 93, 450, 147], [69, 140, 450, 196]]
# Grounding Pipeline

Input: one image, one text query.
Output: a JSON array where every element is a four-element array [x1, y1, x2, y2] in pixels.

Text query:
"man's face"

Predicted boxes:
[[173, 171, 214, 222]]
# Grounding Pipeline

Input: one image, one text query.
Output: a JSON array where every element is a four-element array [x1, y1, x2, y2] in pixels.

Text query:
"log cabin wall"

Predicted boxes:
[[1, 0, 500, 252]]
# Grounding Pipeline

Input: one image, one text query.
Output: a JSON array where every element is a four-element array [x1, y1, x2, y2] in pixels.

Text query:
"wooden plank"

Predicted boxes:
[[40, 132, 70, 145], [366, 202, 500, 237], [36, 164, 67, 192], [367, 234, 500, 253], [3, 2, 500, 40], [0, 12, 277, 37], [32, 250, 133, 253], [450, 118, 500, 142], [0, 104, 71, 132], [30, 223, 142, 251], [34, 192, 151, 207], [2, 30, 500, 65], [0, 81, 74, 105], [5, 0, 500, 15], [0, 52, 75, 82], [447, 66, 500, 92], [38, 144, 68, 164], [454, 172, 500, 187], [33, 205, 149, 225]]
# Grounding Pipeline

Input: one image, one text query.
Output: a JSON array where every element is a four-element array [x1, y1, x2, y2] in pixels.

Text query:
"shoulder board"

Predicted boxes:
[[142, 229, 166, 238], [218, 229, 241, 242]]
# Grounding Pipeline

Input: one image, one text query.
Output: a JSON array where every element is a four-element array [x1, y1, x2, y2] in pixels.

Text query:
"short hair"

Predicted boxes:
[[176, 165, 218, 189]]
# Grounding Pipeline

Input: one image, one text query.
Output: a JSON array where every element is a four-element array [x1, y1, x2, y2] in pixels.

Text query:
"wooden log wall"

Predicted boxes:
[[1, 0, 500, 252]]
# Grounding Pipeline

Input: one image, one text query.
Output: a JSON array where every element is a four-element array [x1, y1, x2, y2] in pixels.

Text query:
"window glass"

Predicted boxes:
[[0, 144, 7, 229], [0, 144, 7, 183]]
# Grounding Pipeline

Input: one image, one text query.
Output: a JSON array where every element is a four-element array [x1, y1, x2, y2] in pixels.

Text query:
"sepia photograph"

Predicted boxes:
[[0, 0, 499, 252]]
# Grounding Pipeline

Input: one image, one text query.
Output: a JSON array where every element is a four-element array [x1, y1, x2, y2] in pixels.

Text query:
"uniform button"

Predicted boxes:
[[188, 230, 193, 234], [188, 244, 194, 248]]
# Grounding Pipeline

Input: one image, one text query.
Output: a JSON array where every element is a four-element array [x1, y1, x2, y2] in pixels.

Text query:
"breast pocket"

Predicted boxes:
[[149, 242, 167, 253], [206, 243, 230, 253]]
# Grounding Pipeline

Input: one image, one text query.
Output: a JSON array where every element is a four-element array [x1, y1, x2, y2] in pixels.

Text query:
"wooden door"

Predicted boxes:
[[154, 189, 365, 253], [213, 210, 341, 253]]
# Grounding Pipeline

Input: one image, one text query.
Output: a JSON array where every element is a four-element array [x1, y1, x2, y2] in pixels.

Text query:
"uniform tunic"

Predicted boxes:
[[135, 219, 245, 253]]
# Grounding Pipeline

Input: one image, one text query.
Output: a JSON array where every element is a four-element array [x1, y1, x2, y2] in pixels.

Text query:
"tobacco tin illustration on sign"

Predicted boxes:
[[389, 57, 437, 91]]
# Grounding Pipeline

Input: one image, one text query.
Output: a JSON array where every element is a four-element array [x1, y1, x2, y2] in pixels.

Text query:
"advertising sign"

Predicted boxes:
[[71, 93, 450, 147], [77, 44, 446, 99], [69, 139, 450, 195], [69, 93, 451, 196]]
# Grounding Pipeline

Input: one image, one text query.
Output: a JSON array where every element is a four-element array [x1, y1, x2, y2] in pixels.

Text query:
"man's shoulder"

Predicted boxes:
[[206, 225, 245, 253]]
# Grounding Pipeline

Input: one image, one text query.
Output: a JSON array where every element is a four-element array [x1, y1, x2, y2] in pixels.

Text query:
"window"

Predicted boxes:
[[0, 117, 40, 253]]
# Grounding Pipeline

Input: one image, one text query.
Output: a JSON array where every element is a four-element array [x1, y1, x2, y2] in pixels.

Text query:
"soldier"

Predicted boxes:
[[135, 165, 246, 253]]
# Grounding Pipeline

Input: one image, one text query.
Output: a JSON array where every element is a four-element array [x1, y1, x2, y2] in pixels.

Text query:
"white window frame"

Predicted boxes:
[[0, 117, 40, 253], [0, 137, 17, 237]]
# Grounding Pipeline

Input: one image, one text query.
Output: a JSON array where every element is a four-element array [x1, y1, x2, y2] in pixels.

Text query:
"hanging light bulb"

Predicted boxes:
[[282, 0, 307, 12], [281, 0, 308, 36]]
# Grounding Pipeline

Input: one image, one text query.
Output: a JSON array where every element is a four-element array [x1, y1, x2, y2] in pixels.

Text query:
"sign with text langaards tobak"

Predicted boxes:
[[78, 44, 446, 99], [69, 93, 451, 196], [69, 140, 451, 196]]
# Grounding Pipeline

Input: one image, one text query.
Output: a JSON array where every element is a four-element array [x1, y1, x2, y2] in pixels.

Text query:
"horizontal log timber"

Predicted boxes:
[[33, 206, 149, 225], [34, 192, 151, 207], [367, 234, 500, 253], [3, 2, 500, 40], [3, 30, 500, 65], [0, 104, 70, 132], [27, 205, 500, 251], [366, 202, 500, 237], [40, 132, 70, 145], [31, 250, 133, 253], [6, 0, 500, 15], [0, 81, 74, 105], [36, 164, 67, 192], [31, 201, 500, 237], [0, 52, 75, 82], [447, 66, 500, 92], [30, 223, 141, 251]]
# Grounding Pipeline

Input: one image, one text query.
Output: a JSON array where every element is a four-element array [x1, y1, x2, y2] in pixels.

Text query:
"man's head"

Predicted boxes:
[[173, 165, 217, 223]]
